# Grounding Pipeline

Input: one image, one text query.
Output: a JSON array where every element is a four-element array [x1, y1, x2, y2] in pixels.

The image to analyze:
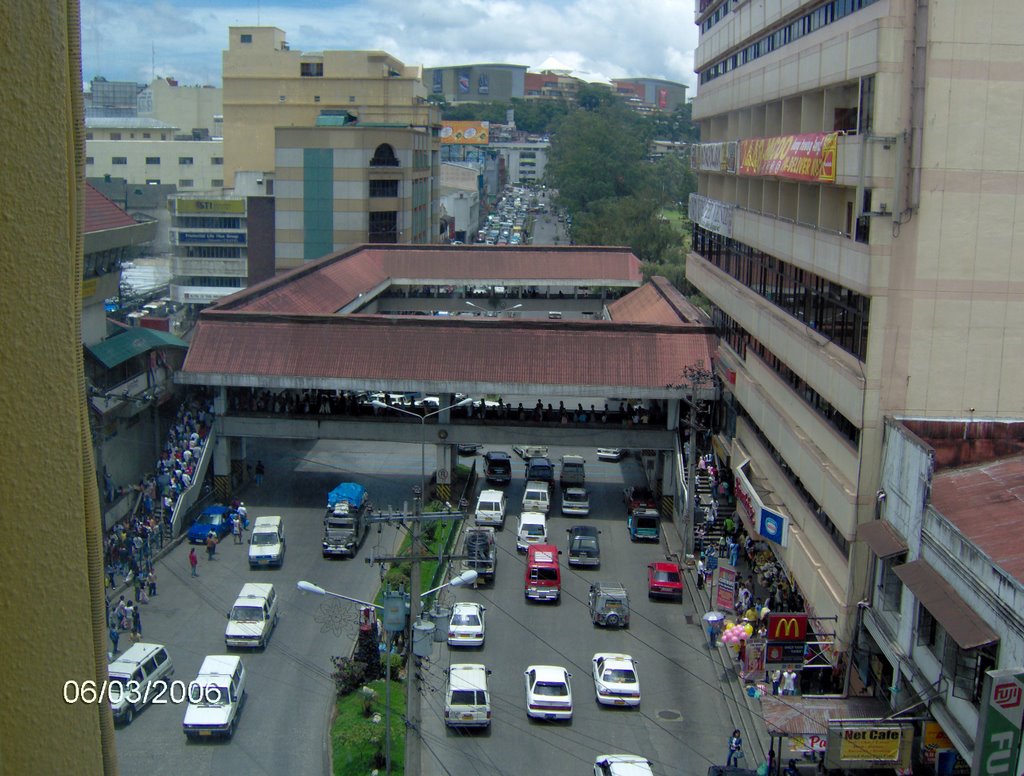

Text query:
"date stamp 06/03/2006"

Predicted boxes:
[[63, 680, 222, 706]]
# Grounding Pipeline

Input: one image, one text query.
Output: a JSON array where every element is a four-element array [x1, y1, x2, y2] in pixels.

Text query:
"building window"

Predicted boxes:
[[370, 144, 400, 167], [369, 179, 399, 197], [211, 179, 224, 187], [161, 134, 167, 140], [314, 95, 321, 103], [211, 157, 223, 165], [179, 157, 194, 165], [240, 33, 252, 43], [858, 75, 875, 134], [279, 95, 286, 102], [349, 96, 356, 103], [142, 133, 151, 139], [368, 211, 398, 243], [110, 132, 121, 140], [950, 642, 998, 705], [112, 157, 127, 165], [301, 62, 324, 77], [86, 156, 94, 165], [145, 156, 160, 165], [879, 555, 904, 612], [86, 132, 93, 140], [178, 179, 194, 188]]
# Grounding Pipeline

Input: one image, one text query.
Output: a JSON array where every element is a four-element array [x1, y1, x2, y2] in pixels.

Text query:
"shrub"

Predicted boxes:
[[331, 656, 367, 696]]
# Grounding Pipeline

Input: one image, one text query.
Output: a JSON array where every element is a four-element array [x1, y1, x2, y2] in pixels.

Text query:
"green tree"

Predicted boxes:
[[573, 195, 679, 264]]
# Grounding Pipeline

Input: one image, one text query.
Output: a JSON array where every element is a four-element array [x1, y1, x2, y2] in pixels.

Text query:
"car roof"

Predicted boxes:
[[570, 525, 599, 536], [524, 480, 549, 489], [564, 487, 588, 497], [478, 489, 504, 499], [649, 561, 680, 572], [452, 601, 482, 614], [519, 512, 546, 524], [594, 653, 634, 667], [448, 663, 488, 690], [526, 665, 568, 681], [201, 505, 231, 516], [484, 450, 510, 460], [197, 654, 241, 677]]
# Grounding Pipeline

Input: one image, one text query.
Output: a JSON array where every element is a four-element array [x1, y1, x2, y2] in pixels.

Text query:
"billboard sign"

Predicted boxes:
[[657, 87, 668, 109], [478, 74, 489, 94], [767, 613, 808, 642], [974, 668, 1024, 776], [458, 70, 470, 94], [715, 564, 736, 611], [826, 724, 913, 769], [176, 198, 245, 214], [759, 506, 789, 547], [738, 132, 838, 182], [765, 642, 805, 665], [440, 121, 489, 145], [179, 231, 246, 245]]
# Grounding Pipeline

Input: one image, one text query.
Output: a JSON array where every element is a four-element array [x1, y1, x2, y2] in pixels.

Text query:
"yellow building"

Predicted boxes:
[[222, 27, 438, 187], [687, 0, 1024, 665]]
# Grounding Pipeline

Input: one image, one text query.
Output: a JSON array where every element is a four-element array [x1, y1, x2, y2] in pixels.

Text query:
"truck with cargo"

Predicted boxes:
[[461, 526, 497, 583], [322, 482, 369, 558]]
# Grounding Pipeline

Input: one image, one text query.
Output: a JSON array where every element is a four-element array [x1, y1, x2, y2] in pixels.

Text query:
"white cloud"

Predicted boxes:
[[80, 0, 698, 90]]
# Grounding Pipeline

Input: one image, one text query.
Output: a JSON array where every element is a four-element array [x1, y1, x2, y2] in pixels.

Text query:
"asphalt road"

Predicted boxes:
[[419, 446, 738, 776], [113, 439, 419, 776]]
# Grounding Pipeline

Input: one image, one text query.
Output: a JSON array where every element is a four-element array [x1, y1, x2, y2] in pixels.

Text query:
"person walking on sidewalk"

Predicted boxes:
[[727, 729, 744, 767], [206, 530, 217, 560], [189, 546, 199, 577], [771, 668, 782, 695], [696, 557, 706, 589]]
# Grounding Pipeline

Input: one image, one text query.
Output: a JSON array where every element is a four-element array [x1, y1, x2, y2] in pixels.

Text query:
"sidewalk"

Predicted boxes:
[[663, 518, 773, 767]]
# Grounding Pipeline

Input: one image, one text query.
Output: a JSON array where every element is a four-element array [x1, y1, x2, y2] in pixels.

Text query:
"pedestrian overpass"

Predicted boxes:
[[176, 244, 717, 523]]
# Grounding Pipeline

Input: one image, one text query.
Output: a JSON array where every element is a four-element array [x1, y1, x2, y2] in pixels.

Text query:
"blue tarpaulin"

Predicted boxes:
[[327, 482, 366, 509]]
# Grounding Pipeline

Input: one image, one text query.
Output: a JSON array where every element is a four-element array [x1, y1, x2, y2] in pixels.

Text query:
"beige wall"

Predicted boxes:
[[1, 0, 113, 772], [87, 138, 224, 190], [144, 79, 222, 137], [222, 27, 435, 186]]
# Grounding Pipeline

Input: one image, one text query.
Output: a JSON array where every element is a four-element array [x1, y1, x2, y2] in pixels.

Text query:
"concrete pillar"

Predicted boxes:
[[666, 398, 681, 431], [213, 434, 232, 501]]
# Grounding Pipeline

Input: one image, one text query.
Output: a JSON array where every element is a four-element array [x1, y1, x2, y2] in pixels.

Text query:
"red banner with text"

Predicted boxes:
[[738, 132, 838, 182]]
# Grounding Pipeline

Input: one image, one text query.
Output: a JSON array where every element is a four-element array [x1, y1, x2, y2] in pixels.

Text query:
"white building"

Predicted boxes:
[[860, 418, 1024, 769], [168, 194, 249, 306]]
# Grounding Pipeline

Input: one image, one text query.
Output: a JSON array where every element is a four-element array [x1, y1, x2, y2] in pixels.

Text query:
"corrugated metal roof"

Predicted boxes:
[[87, 327, 188, 369], [608, 276, 710, 325], [893, 560, 998, 649], [84, 183, 138, 234], [929, 454, 1024, 583], [181, 315, 715, 396]]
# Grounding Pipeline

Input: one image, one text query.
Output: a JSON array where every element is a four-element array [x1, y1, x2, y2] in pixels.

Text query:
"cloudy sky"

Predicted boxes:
[[80, 0, 700, 91]]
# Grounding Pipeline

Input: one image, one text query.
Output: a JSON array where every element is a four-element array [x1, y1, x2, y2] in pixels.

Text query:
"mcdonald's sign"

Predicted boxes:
[[768, 613, 808, 641]]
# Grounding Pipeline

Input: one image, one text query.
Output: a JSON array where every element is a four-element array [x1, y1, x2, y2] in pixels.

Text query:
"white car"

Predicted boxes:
[[447, 602, 485, 647], [592, 653, 641, 707], [596, 448, 626, 462], [561, 487, 590, 516], [524, 665, 573, 720], [593, 754, 654, 775]]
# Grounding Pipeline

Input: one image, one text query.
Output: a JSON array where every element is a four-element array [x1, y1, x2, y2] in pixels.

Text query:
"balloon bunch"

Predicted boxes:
[[721, 622, 754, 644]]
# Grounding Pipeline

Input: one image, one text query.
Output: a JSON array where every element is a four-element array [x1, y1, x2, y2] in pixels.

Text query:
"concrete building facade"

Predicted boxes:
[[687, 0, 1024, 666], [860, 419, 1024, 768], [423, 63, 527, 103], [169, 193, 250, 305], [221, 27, 439, 187], [274, 124, 439, 267], [611, 77, 688, 113], [139, 77, 223, 138], [86, 118, 224, 192], [490, 141, 549, 184]]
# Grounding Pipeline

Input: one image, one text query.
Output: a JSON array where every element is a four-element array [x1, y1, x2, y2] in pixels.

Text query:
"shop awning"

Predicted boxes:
[[761, 696, 889, 737], [86, 327, 188, 369], [893, 560, 998, 649], [856, 520, 907, 558]]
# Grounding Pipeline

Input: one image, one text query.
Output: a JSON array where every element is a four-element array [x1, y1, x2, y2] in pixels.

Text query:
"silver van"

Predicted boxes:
[[248, 515, 285, 567], [474, 489, 506, 528], [522, 480, 551, 514], [182, 655, 247, 739], [107, 642, 174, 724]]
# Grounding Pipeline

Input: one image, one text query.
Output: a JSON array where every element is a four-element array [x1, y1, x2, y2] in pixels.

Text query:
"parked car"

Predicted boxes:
[[566, 525, 601, 567], [444, 663, 491, 728], [596, 448, 626, 462], [524, 665, 573, 721], [526, 456, 555, 484], [457, 443, 482, 456], [187, 505, 233, 544], [483, 450, 513, 484], [516, 512, 548, 552], [447, 602, 486, 647], [594, 754, 654, 775], [561, 487, 590, 516], [647, 561, 683, 600], [588, 582, 630, 628], [559, 454, 586, 487], [592, 653, 641, 707]]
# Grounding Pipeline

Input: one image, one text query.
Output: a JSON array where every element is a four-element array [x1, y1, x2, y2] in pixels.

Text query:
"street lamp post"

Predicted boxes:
[[369, 396, 471, 775]]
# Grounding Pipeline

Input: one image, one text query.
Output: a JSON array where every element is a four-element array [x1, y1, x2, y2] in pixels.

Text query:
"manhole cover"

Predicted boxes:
[[657, 709, 682, 721]]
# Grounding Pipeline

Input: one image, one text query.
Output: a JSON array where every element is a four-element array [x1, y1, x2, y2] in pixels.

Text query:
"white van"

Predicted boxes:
[[522, 480, 551, 514], [444, 663, 491, 728], [248, 515, 285, 567], [107, 642, 174, 724], [475, 489, 506, 528], [516, 511, 548, 552], [225, 583, 279, 649], [182, 655, 247, 739]]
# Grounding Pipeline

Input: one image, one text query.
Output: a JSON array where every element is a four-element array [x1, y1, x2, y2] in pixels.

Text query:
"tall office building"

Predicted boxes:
[[687, 0, 1024, 670]]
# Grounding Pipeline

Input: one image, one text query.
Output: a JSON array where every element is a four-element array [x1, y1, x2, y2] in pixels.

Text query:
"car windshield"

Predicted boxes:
[[654, 570, 680, 583], [524, 525, 545, 536], [327, 519, 354, 530], [637, 517, 658, 529], [600, 598, 625, 610], [230, 605, 264, 622], [565, 493, 587, 503], [203, 514, 224, 527], [602, 668, 637, 683], [534, 681, 568, 696], [451, 613, 480, 626], [573, 537, 598, 551], [191, 682, 230, 706], [534, 568, 558, 582], [450, 690, 485, 705], [251, 533, 277, 545]]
